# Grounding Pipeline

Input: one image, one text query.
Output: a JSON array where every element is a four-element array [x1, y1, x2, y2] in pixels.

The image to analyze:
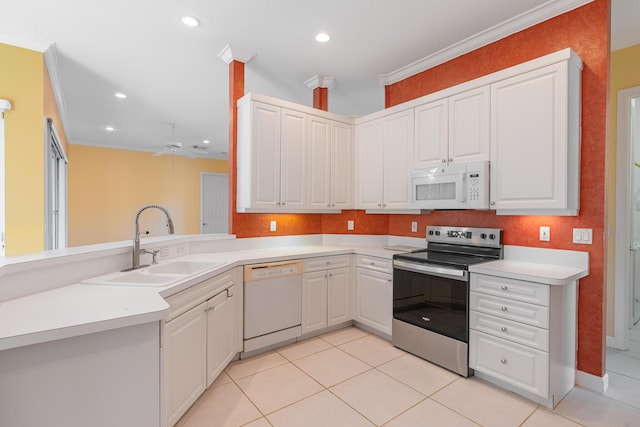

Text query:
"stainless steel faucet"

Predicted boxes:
[[125, 204, 175, 271]]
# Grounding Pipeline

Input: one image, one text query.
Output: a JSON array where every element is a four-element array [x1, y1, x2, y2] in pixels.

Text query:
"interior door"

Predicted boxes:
[[631, 96, 640, 326], [201, 173, 228, 234]]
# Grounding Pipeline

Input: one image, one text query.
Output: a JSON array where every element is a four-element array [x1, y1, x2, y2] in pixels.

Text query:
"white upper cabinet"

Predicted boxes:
[[280, 108, 307, 209], [307, 116, 354, 210], [237, 93, 354, 213], [449, 86, 490, 165], [489, 56, 581, 215], [414, 98, 448, 169], [356, 109, 416, 210], [414, 86, 489, 169]]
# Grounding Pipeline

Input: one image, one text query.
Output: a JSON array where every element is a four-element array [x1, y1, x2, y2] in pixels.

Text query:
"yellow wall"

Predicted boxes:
[[67, 144, 228, 246], [0, 43, 46, 256], [607, 43, 640, 336]]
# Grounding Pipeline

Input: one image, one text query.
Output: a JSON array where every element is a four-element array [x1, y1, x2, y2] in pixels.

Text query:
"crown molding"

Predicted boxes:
[[303, 74, 335, 91], [217, 44, 255, 64], [378, 0, 594, 87], [43, 44, 73, 143], [0, 32, 52, 52]]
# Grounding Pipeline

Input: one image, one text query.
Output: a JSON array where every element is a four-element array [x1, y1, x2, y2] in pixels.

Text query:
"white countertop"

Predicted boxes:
[[469, 259, 589, 285], [0, 239, 589, 352], [0, 244, 401, 351]]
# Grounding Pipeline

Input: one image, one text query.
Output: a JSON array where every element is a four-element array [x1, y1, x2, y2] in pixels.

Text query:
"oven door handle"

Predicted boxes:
[[393, 260, 468, 281]]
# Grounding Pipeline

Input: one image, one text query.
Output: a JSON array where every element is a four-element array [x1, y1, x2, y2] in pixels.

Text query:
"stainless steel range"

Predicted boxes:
[[392, 226, 503, 377]]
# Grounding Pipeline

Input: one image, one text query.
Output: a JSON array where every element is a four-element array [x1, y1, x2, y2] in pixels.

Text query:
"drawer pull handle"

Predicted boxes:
[[370, 262, 375, 265], [501, 286, 508, 291], [501, 306, 508, 311], [501, 327, 507, 332], [500, 358, 507, 364]]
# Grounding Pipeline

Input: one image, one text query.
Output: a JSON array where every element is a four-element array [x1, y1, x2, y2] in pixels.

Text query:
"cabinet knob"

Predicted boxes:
[[490, 201, 496, 206], [332, 203, 336, 207], [378, 203, 382, 207], [448, 158, 453, 162], [382, 204, 387, 207], [500, 358, 507, 364], [282, 202, 286, 206], [501, 306, 508, 311], [370, 262, 375, 265], [501, 327, 507, 332], [501, 286, 508, 291], [441, 158, 446, 163]]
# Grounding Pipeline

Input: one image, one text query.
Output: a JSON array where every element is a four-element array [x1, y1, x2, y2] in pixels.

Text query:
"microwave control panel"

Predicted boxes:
[[465, 161, 489, 209]]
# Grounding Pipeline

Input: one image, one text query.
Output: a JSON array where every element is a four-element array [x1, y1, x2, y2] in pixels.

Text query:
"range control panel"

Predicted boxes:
[[427, 226, 502, 247]]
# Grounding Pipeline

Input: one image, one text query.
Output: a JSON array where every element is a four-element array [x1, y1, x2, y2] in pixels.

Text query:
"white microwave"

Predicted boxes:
[[410, 161, 489, 210]]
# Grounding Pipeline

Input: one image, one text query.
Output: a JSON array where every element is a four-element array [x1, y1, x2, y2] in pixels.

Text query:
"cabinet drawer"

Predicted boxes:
[[355, 254, 392, 274], [470, 292, 549, 329], [470, 310, 549, 352], [471, 274, 549, 306], [304, 255, 351, 272], [165, 270, 235, 321], [470, 330, 549, 399]]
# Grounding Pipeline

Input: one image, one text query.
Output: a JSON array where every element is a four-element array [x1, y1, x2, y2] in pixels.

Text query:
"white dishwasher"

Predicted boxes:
[[243, 260, 303, 353]]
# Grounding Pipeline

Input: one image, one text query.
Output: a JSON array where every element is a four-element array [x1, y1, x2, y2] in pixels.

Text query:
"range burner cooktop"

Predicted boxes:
[[393, 226, 503, 269]]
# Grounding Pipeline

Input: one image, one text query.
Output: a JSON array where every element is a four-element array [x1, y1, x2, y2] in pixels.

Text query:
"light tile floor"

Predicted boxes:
[[177, 326, 640, 427]]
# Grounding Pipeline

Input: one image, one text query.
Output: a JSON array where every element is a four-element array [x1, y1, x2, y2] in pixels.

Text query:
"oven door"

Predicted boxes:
[[392, 260, 469, 343]]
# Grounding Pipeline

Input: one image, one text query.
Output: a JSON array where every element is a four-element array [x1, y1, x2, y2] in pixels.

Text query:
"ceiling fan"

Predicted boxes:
[[153, 123, 198, 159]]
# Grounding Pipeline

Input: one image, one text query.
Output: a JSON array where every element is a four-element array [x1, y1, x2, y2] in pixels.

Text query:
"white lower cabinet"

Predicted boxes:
[[469, 273, 576, 408], [301, 255, 352, 335], [354, 255, 393, 336], [162, 268, 243, 427]]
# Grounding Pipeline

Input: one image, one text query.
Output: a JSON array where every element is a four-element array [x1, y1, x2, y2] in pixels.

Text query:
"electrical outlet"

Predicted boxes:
[[539, 226, 550, 242], [159, 247, 170, 258], [270, 220, 277, 232], [411, 221, 418, 233], [347, 220, 354, 231], [176, 243, 186, 254]]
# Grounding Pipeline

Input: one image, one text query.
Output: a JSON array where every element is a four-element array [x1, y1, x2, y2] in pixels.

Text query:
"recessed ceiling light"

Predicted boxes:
[[203, 140, 210, 144], [114, 92, 127, 99], [180, 15, 200, 27], [105, 126, 115, 132], [315, 32, 330, 43]]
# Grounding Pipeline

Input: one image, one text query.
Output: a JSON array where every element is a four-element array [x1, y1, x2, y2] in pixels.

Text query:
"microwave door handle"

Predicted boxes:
[[459, 173, 466, 204]]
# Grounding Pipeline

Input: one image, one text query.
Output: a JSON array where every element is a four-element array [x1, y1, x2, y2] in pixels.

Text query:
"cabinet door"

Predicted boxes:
[[163, 302, 207, 427], [449, 86, 490, 164], [307, 116, 332, 209], [327, 266, 352, 326], [355, 119, 384, 209], [354, 268, 392, 335], [280, 108, 307, 209], [490, 63, 569, 211], [383, 109, 414, 208], [206, 288, 236, 388], [414, 98, 448, 169], [331, 121, 354, 209], [302, 271, 328, 335], [250, 102, 282, 209]]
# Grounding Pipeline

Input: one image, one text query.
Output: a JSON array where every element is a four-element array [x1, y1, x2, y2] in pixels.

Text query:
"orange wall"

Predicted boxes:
[[67, 144, 228, 246], [384, 0, 609, 377]]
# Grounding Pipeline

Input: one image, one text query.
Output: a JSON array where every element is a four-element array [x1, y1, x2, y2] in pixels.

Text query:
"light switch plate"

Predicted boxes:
[[411, 221, 418, 233], [270, 220, 276, 232], [573, 228, 592, 244], [540, 226, 550, 241], [347, 220, 354, 231]]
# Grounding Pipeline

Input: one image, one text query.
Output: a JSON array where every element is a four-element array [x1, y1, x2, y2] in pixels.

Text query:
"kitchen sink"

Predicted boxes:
[[146, 261, 219, 275], [103, 271, 183, 285], [82, 260, 224, 287]]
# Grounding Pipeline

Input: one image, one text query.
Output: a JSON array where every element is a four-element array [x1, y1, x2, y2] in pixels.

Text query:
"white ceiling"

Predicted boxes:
[[0, 0, 637, 159]]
